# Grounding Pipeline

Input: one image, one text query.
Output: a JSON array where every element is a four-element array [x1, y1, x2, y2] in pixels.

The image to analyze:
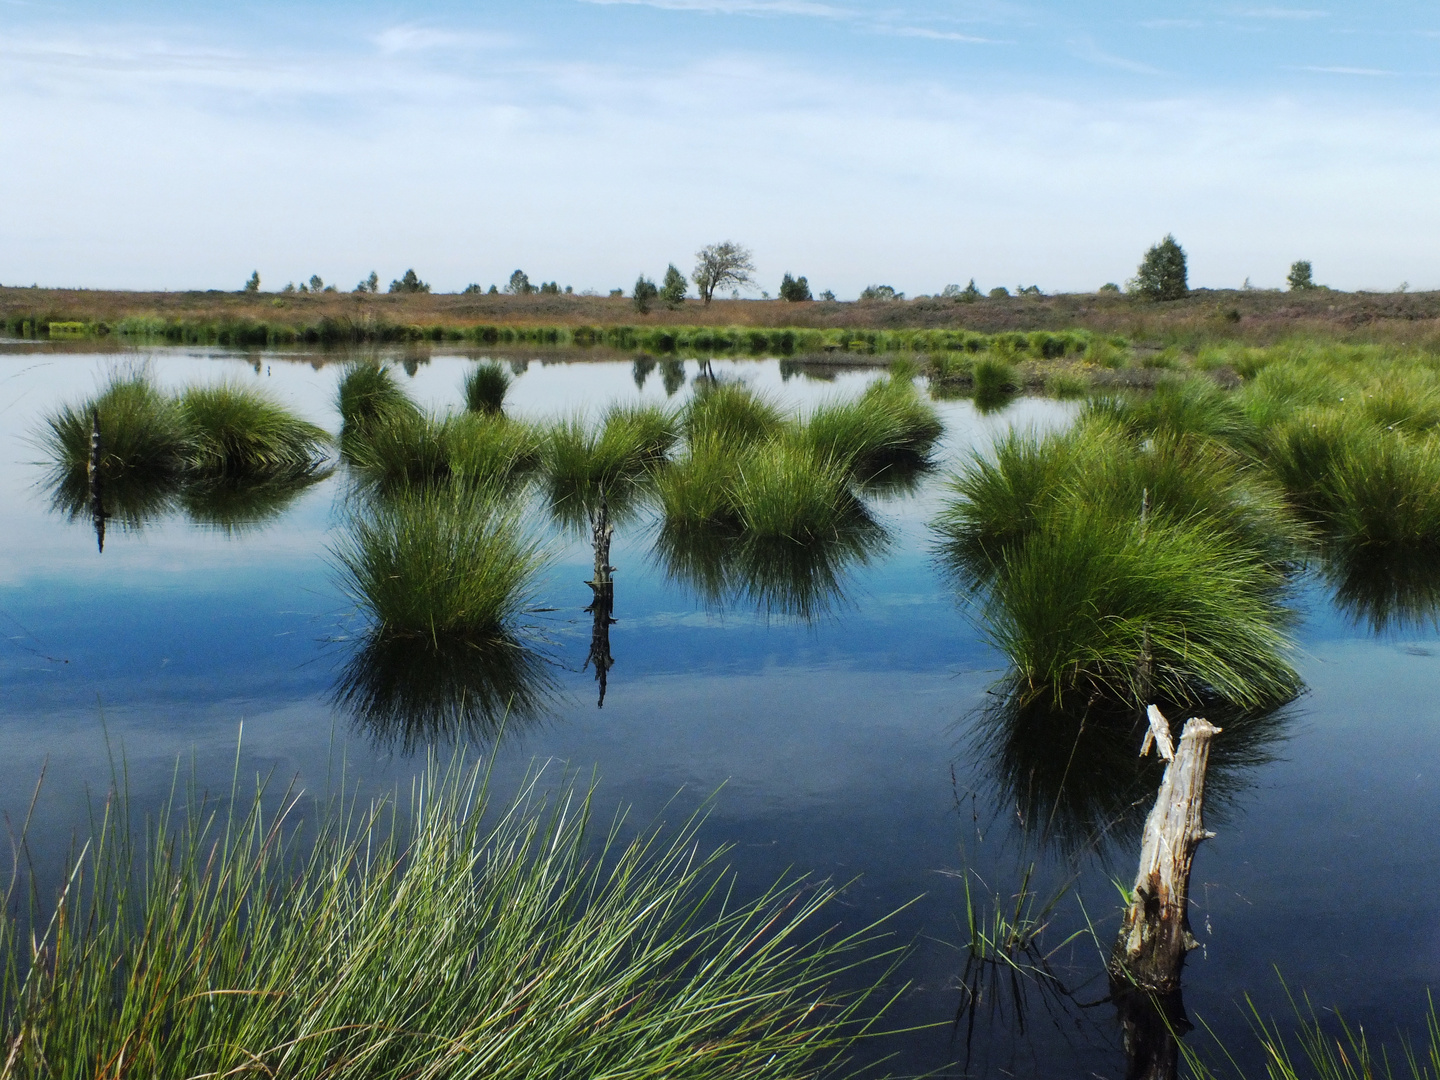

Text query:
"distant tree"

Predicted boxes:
[[389, 269, 430, 294], [462, 283, 483, 294], [539, 281, 560, 294], [778, 273, 813, 302], [609, 288, 624, 298], [309, 274, 324, 292], [818, 289, 836, 301], [488, 285, 499, 295], [1099, 282, 1121, 293], [564, 285, 574, 294], [633, 275, 659, 314], [693, 242, 755, 304], [1130, 235, 1188, 300], [660, 264, 688, 308], [243, 271, 260, 293], [505, 270, 533, 295], [988, 286, 1010, 299], [1288, 260, 1317, 291], [859, 284, 903, 301], [282, 282, 297, 294], [297, 282, 309, 294], [354, 271, 379, 294], [1017, 284, 1042, 296]]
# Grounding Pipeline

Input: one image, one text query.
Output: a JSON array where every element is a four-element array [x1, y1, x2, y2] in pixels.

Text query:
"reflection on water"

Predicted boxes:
[[653, 517, 891, 621], [1323, 543, 1440, 634], [47, 465, 331, 542], [971, 686, 1293, 858], [331, 632, 557, 750]]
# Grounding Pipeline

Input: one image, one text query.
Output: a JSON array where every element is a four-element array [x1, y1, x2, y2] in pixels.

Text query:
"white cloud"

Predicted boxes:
[[1068, 36, 1163, 76], [2, 25, 1438, 294], [1296, 65, 1395, 76], [577, 0, 853, 17], [1240, 7, 1329, 19], [372, 26, 517, 55], [877, 25, 998, 44]]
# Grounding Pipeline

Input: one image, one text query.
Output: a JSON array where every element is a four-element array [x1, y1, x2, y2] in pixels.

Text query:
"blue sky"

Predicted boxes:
[[2, 1, 1437, 295]]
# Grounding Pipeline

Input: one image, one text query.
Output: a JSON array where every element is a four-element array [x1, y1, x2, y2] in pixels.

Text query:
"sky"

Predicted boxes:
[[1, 1, 1437, 297]]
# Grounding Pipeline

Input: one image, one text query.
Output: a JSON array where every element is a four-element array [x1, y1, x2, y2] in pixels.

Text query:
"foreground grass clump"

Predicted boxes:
[[42, 369, 188, 479], [464, 360, 512, 414], [336, 358, 419, 437], [734, 437, 865, 543], [1084, 377, 1260, 453], [934, 421, 1302, 709], [0, 760, 899, 1078], [345, 410, 539, 492], [180, 383, 330, 478], [333, 485, 545, 642]]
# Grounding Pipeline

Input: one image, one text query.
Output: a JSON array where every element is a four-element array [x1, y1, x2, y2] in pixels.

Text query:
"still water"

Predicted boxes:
[[2, 343, 1439, 1077]]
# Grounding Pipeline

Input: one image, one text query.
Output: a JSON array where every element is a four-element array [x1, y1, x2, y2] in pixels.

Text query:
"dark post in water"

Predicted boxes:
[[583, 491, 616, 707]]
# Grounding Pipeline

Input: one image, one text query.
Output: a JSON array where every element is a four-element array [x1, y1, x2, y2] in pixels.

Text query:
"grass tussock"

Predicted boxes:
[[41, 369, 188, 480], [934, 421, 1302, 710], [337, 359, 419, 438], [540, 403, 678, 517], [684, 380, 784, 446], [345, 410, 539, 493], [800, 375, 943, 480], [180, 383, 330, 478], [333, 484, 546, 643], [464, 361, 512, 415], [0, 759, 901, 1078]]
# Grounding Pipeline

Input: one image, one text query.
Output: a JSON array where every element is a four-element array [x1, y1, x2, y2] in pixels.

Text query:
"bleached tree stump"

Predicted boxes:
[[1110, 706, 1221, 994], [583, 491, 616, 706]]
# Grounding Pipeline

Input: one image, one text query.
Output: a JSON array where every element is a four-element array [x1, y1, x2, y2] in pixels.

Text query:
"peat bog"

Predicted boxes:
[[5, 338, 1440, 1078]]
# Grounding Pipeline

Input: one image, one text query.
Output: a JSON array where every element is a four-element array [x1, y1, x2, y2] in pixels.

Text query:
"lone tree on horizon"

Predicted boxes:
[[1288, 260, 1318, 291], [1130, 235, 1188, 300], [693, 242, 754, 304]]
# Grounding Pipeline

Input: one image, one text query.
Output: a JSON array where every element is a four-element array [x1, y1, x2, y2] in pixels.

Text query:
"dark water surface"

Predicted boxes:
[[2, 343, 1439, 1077]]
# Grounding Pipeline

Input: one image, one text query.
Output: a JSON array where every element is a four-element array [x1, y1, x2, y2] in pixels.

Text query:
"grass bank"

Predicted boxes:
[[0, 758, 902, 1076]]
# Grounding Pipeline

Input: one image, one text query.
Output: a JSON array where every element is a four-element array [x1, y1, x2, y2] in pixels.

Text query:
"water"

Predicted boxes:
[[2, 342, 1439, 1076]]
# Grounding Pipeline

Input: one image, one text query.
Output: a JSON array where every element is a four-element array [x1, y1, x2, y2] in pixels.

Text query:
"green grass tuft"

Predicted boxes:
[[541, 403, 677, 517], [336, 359, 419, 438], [346, 410, 539, 493], [684, 380, 785, 446], [41, 369, 189, 479], [463, 361, 512, 415], [180, 383, 330, 478], [333, 484, 546, 643]]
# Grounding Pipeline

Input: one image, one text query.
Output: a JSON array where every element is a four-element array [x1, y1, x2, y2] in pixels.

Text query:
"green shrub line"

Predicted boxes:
[[2, 310, 1114, 357], [0, 756, 907, 1076]]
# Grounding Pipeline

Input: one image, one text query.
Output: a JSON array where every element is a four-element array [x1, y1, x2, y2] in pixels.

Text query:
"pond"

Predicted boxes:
[[2, 342, 1439, 1077]]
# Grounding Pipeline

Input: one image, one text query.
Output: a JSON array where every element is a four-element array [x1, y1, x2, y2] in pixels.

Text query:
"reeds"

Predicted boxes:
[[332, 484, 546, 643], [0, 758, 901, 1077], [463, 360, 512, 414], [180, 383, 330, 478], [733, 438, 865, 543]]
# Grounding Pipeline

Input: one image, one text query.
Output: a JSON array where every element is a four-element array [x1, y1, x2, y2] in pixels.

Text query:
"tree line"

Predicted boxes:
[[239, 237, 1328, 303]]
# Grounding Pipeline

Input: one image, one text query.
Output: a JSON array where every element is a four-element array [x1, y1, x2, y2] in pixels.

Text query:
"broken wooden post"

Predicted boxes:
[[582, 490, 616, 706], [1110, 705, 1220, 994]]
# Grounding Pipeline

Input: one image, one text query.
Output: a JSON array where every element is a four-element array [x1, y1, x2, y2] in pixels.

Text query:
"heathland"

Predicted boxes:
[[6, 285, 1440, 350]]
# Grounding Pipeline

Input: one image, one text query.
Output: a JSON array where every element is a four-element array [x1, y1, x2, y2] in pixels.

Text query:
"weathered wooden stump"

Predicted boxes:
[[1111, 705, 1221, 994], [582, 492, 616, 707]]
